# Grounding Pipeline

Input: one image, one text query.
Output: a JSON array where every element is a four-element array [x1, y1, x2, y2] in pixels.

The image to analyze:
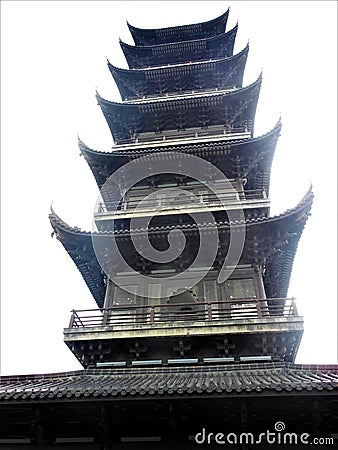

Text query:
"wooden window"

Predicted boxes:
[[108, 286, 138, 324], [203, 280, 218, 301], [225, 278, 256, 300], [148, 283, 162, 304], [113, 286, 137, 305], [224, 278, 257, 319]]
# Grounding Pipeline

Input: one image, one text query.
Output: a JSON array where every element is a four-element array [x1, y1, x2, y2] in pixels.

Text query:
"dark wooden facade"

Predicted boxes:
[[1, 6, 337, 450]]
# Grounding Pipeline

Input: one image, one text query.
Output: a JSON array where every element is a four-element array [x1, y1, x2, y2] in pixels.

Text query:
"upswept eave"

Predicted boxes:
[[80, 117, 281, 158], [108, 44, 249, 77], [49, 184, 313, 237], [49, 185, 312, 302], [96, 73, 262, 144], [260, 186, 313, 298], [97, 71, 261, 109], [127, 9, 230, 46], [108, 44, 249, 100], [120, 25, 238, 69], [79, 119, 281, 192], [49, 208, 106, 308]]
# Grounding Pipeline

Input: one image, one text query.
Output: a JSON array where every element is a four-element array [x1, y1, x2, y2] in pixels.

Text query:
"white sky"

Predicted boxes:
[[1, 1, 337, 375]]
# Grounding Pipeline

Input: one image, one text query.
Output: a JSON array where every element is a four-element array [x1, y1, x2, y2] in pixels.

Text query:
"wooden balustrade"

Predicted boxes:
[[68, 298, 299, 329], [96, 188, 267, 214]]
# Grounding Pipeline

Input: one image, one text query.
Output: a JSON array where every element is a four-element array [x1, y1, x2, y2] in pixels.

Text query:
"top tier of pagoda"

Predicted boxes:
[[127, 9, 229, 45], [94, 10, 258, 147]]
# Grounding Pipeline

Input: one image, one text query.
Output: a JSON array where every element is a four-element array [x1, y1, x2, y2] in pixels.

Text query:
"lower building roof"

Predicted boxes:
[[0, 363, 337, 403]]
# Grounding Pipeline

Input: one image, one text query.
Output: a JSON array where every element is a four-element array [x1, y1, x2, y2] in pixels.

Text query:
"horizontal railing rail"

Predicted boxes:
[[125, 86, 238, 102], [67, 298, 299, 329], [116, 125, 252, 145], [95, 189, 267, 214]]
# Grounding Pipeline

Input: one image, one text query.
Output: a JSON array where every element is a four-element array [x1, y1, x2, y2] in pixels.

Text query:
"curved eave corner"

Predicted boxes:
[[78, 138, 112, 189], [237, 118, 281, 194], [107, 60, 145, 101], [49, 208, 106, 308], [262, 186, 314, 298]]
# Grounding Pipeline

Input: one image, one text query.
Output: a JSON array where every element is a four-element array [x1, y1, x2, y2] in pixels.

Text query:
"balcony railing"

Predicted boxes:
[[125, 86, 238, 103], [95, 189, 268, 215], [116, 125, 252, 146], [67, 298, 299, 329]]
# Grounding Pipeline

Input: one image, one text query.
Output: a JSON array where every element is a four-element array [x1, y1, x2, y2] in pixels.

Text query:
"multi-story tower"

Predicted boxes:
[[52, 9, 306, 368], [0, 9, 337, 450]]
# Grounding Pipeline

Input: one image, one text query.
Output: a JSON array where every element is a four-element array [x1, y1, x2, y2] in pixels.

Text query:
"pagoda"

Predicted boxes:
[[0, 8, 337, 450]]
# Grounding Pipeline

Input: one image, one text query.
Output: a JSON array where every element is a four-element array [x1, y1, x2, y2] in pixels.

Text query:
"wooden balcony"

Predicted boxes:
[[114, 125, 251, 147], [64, 298, 303, 366], [66, 298, 301, 336]]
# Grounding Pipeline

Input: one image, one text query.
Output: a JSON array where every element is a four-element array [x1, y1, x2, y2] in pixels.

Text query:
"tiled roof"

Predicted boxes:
[[79, 118, 280, 192], [49, 186, 313, 306], [1, 363, 337, 402], [128, 10, 229, 46], [121, 26, 237, 69], [108, 45, 249, 100], [96, 73, 260, 145], [79, 119, 280, 196]]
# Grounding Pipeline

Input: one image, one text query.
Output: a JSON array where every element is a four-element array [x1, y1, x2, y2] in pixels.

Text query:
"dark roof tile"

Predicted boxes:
[[1, 363, 337, 403]]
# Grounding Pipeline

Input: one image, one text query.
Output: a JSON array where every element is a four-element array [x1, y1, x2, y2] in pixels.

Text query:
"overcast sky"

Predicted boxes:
[[1, 1, 337, 375]]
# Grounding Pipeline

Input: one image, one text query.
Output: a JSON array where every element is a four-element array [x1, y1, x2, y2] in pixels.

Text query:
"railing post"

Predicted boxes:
[[149, 306, 155, 324], [256, 300, 262, 318], [207, 303, 212, 321], [102, 309, 108, 326], [291, 298, 298, 316], [69, 310, 76, 328]]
